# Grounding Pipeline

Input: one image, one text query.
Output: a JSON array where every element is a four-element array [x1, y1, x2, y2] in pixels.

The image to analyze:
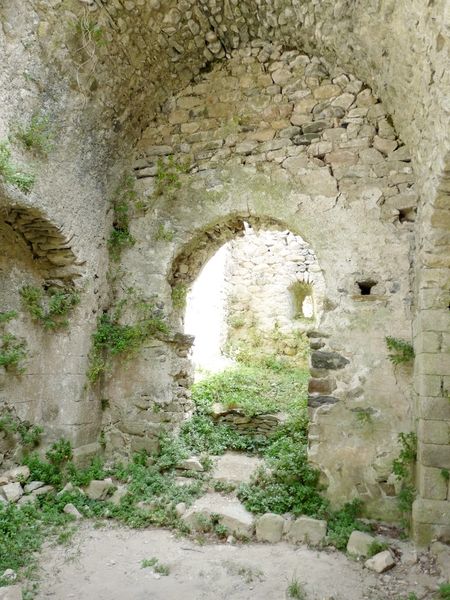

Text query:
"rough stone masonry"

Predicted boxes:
[[0, 0, 448, 544]]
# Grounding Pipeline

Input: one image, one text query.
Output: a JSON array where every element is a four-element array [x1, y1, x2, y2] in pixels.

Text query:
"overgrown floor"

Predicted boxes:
[[34, 523, 441, 600]]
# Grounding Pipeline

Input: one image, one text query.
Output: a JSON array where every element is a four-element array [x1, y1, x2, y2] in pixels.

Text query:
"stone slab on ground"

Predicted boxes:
[[256, 513, 285, 542], [182, 493, 254, 536], [211, 452, 263, 485], [365, 550, 396, 573], [285, 516, 327, 546], [347, 531, 375, 557]]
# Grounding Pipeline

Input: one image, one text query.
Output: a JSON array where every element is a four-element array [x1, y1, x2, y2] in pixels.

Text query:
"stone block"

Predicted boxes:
[[85, 479, 115, 501], [418, 398, 450, 420], [346, 531, 374, 557], [364, 550, 395, 573], [178, 457, 204, 472], [418, 443, 450, 469], [308, 377, 336, 395], [182, 493, 254, 537], [0, 483, 23, 503], [311, 351, 349, 370], [298, 169, 338, 197], [286, 516, 327, 545], [413, 498, 450, 525], [255, 513, 285, 542], [63, 503, 82, 519], [418, 419, 449, 445], [431, 541, 450, 579], [2, 466, 30, 482], [418, 465, 448, 500], [72, 443, 102, 469]]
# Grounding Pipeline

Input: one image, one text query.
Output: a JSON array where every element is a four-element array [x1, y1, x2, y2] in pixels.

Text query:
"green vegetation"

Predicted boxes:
[[441, 468, 450, 481], [155, 223, 175, 242], [385, 336, 415, 365], [0, 311, 27, 372], [155, 155, 189, 197], [367, 540, 389, 557], [74, 15, 105, 47], [0, 413, 42, 448], [171, 283, 188, 310], [20, 285, 80, 331], [87, 294, 169, 383], [392, 432, 417, 528], [287, 576, 307, 600], [440, 583, 450, 599], [0, 141, 35, 192], [191, 362, 309, 417], [141, 557, 170, 575], [16, 112, 54, 155], [108, 174, 137, 261]]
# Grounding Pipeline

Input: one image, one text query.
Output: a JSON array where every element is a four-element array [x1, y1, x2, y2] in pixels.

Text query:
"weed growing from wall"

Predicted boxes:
[[15, 112, 54, 156], [385, 336, 414, 365], [20, 285, 80, 331], [0, 311, 27, 372], [155, 156, 189, 197], [0, 142, 34, 193], [155, 223, 175, 242], [108, 175, 138, 262], [70, 9, 107, 89], [171, 283, 187, 310], [0, 412, 42, 448], [392, 432, 417, 529], [87, 294, 169, 383]]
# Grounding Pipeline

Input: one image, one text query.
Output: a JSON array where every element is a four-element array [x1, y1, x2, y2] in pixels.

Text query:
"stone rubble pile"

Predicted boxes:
[[211, 402, 288, 437]]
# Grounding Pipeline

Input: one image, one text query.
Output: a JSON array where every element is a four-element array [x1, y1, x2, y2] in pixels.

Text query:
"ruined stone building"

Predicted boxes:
[[0, 0, 449, 544]]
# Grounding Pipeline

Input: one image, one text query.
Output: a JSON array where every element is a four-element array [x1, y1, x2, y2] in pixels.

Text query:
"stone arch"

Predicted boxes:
[[0, 202, 83, 284]]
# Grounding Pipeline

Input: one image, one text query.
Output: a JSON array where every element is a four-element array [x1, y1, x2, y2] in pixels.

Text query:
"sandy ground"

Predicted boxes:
[[35, 523, 442, 600]]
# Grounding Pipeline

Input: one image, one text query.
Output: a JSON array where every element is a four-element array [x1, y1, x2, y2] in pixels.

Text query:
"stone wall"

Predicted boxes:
[[223, 227, 324, 361], [121, 46, 416, 520], [0, 0, 448, 542]]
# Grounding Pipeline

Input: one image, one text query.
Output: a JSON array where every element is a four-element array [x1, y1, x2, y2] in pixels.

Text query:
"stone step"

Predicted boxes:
[[181, 492, 254, 537]]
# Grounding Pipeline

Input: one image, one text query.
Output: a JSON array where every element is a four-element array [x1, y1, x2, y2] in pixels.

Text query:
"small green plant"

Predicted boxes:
[[367, 540, 389, 557], [0, 333, 27, 372], [87, 295, 169, 383], [0, 413, 42, 448], [155, 224, 174, 242], [439, 583, 450, 599], [0, 141, 35, 192], [385, 336, 414, 365], [20, 285, 80, 330], [441, 468, 450, 482], [155, 155, 189, 197], [141, 557, 169, 575], [287, 576, 306, 599], [392, 432, 417, 529], [354, 409, 373, 425], [0, 310, 18, 324], [171, 283, 188, 310], [16, 112, 54, 155], [108, 175, 138, 261], [75, 15, 105, 47], [392, 432, 417, 480]]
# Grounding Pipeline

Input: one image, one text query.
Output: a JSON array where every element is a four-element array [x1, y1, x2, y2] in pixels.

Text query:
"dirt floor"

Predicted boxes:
[[34, 522, 444, 600]]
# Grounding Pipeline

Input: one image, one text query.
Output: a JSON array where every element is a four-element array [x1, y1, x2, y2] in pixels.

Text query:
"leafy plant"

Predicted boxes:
[[440, 583, 450, 599], [87, 295, 169, 383], [441, 468, 450, 482], [171, 283, 187, 310], [16, 112, 54, 155], [155, 155, 189, 197], [108, 175, 138, 261], [20, 285, 80, 330], [392, 432, 417, 529], [141, 557, 170, 575], [0, 413, 42, 448], [385, 336, 414, 365], [0, 141, 35, 192], [0, 333, 27, 372], [392, 433, 417, 480], [367, 540, 389, 557], [155, 224, 174, 242], [326, 499, 369, 550]]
